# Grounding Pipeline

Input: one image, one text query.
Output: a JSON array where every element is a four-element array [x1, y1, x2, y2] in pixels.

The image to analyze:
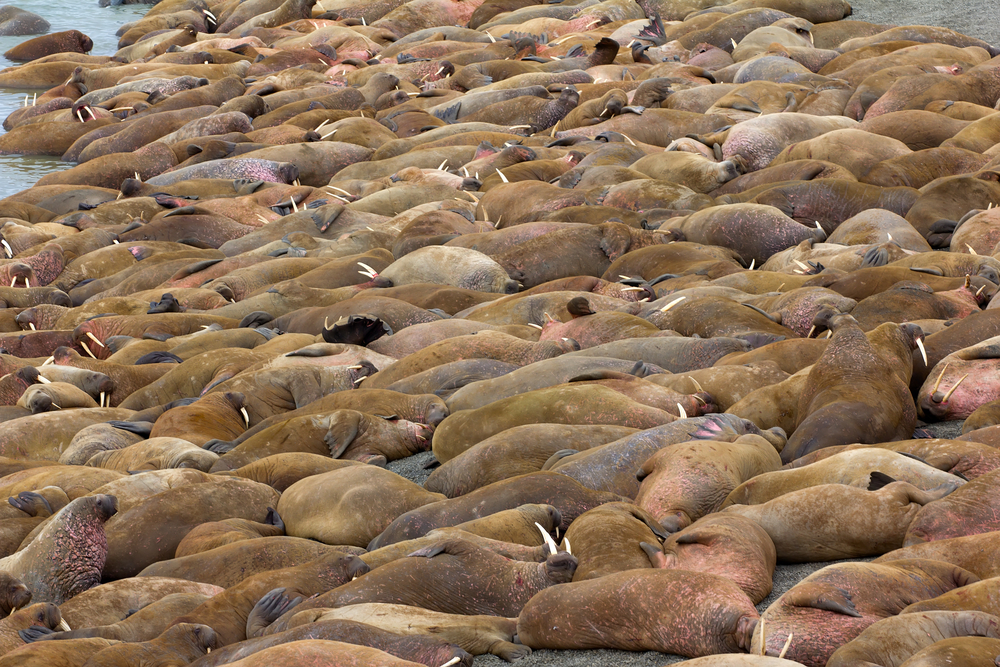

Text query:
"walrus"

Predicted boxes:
[[904, 468, 1000, 545], [182, 639, 430, 666], [210, 410, 431, 470], [753, 558, 979, 665], [548, 414, 784, 500], [102, 478, 280, 579], [277, 466, 445, 548], [187, 617, 473, 666], [424, 424, 638, 497], [723, 448, 967, 507], [636, 433, 783, 532], [893, 636, 1000, 667], [368, 472, 623, 550], [0, 494, 116, 604], [84, 437, 218, 473], [562, 502, 665, 581], [167, 551, 369, 645], [21, 591, 211, 645], [723, 479, 959, 562], [274, 603, 526, 660], [431, 385, 678, 463], [780, 311, 924, 463], [174, 516, 286, 558], [644, 514, 776, 605], [255, 538, 576, 633], [826, 610, 1000, 667], [213, 454, 365, 493], [516, 568, 758, 657], [138, 537, 365, 589], [70, 622, 221, 666]]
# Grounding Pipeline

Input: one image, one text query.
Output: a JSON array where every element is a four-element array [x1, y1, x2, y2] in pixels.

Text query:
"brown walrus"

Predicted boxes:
[[516, 569, 759, 658]]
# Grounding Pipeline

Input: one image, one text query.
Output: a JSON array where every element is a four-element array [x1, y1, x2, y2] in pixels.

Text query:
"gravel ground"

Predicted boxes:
[[385, 420, 965, 665], [847, 0, 1000, 48]]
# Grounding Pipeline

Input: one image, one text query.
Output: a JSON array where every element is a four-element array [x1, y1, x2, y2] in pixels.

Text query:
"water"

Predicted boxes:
[[0, 0, 147, 197], [0, 1, 996, 198]]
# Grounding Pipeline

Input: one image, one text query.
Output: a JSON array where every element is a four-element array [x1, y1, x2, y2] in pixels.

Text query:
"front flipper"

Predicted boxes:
[[246, 587, 303, 639]]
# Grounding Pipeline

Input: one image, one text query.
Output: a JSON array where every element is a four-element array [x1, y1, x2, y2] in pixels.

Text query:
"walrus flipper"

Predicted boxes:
[[786, 583, 862, 617], [246, 588, 303, 639], [867, 471, 896, 490]]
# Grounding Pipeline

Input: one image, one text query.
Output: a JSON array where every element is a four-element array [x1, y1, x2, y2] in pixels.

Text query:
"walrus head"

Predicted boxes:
[[0, 574, 31, 616], [542, 552, 578, 583]]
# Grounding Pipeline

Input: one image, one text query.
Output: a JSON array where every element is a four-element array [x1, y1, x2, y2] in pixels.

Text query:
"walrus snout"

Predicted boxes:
[[544, 552, 578, 583], [94, 494, 118, 521]]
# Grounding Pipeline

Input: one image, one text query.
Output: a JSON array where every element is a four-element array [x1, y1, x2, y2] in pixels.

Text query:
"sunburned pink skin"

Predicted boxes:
[[919, 357, 1000, 420]]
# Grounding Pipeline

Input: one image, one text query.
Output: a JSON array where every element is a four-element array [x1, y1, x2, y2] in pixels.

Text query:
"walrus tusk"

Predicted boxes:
[[324, 317, 332, 330], [315, 119, 329, 132], [977, 284, 987, 297], [940, 374, 969, 403], [660, 296, 685, 312], [51, 403, 61, 410], [676, 403, 687, 419], [916, 338, 927, 366], [620, 286, 644, 291], [28, 322, 35, 331], [1, 240, 11, 257], [527, 323, 543, 329], [967, 244, 977, 255], [99, 391, 105, 408], [327, 186, 352, 196], [241, 407, 250, 427], [76, 108, 84, 122], [320, 128, 338, 140], [496, 169, 509, 183], [85, 106, 96, 120], [291, 198, 298, 213], [748, 258, 754, 270], [439, 658, 461, 667], [354, 376, 367, 385], [690, 378, 704, 393], [347, 365, 363, 370], [792, 259, 809, 270], [57, 620, 70, 632], [485, 30, 495, 42], [932, 362, 950, 393], [81, 341, 97, 359], [535, 522, 558, 555], [563, 538, 571, 555], [357, 262, 377, 277], [24, 277, 28, 288], [621, 133, 636, 146], [8, 277, 13, 288], [86, 332, 105, 347], [824, 329, 832, 338], [36, 374, 49, 383], [758, 618, 765, 655], [807, 325, 816, 338], [42, 356, 53, 366], [437, 159, 448, 171], [778, 633, 793, 659], [731, 38, 738, 49]]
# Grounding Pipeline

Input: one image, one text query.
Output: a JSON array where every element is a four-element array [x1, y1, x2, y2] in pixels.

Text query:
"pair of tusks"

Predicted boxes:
[[931, 364, 968, 405], [80, 332, 105, 359], [9, 276, 29, 288], [756, 617, 792, 658], [357, 262, 378, 279], [535, 522, 571, 555]]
